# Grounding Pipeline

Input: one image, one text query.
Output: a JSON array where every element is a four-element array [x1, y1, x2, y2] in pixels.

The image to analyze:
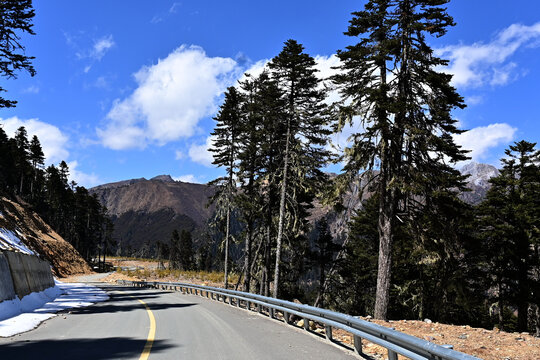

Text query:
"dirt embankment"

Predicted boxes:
[[0, 197, 91, 277]]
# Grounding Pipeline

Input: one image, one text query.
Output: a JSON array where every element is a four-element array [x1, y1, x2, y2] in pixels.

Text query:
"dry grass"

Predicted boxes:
[[115, 267, 239, 287]]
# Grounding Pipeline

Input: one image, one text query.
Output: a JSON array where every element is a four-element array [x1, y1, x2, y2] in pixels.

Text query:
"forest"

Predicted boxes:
[[0, 126, 113, 265], [205, 1, 540, 335]]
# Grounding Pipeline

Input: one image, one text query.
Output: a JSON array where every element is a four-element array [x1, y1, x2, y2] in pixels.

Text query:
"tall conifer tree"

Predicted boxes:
[[268, 39, 331, 298], [476, 141, 540, 331], [209, 86, 243, 288], [333, 0, 468, 319]]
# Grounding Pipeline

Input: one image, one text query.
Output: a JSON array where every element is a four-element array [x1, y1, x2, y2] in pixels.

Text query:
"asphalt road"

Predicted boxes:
[[0, 284, 357, 360]]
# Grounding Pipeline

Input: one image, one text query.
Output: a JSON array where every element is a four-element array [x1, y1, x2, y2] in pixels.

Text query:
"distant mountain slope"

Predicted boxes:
[[90, 176, 215, 256], [91, 163, 498, 256], [459, 162, 499, 205], [91, 175, 215, 225]]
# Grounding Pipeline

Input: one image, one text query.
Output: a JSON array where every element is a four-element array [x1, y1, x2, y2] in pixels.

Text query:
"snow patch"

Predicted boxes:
[[0, 228, 35, 255], [0, 280, 109, 337]]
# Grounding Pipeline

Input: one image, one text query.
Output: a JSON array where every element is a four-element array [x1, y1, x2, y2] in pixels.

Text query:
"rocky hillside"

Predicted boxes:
[[90, 175, 215, 256], [0, 197, 91, 277]]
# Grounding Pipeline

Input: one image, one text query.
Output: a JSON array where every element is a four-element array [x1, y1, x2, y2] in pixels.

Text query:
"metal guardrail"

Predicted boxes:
[[117, 280, 481, 360]]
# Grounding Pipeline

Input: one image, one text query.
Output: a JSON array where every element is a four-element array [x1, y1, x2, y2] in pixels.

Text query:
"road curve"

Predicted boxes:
[[0, 284, 357, 359]]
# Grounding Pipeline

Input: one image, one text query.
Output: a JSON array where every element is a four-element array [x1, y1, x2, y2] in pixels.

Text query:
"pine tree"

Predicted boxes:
[[179, 230, 194, 271], [235, 72, 273, 293], [476, 140, 540, 331], [0, 126, 17, 192], [14, 126, 30, 195], [169, 229, 181, 270], [29, 135, 44, 199], [310, 218, 340, 308], [208, 86, 243, 288], [333, 0, 468, 319], [268, 39, 331, 298], [0, 0, 36, 108]]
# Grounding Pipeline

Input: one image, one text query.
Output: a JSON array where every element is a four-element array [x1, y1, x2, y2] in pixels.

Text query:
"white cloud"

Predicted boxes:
[[1, 117, 69, 164], [91, 35, 115, 61], [173, 174, 200, 183], [238, 59, 268, 83], [314, 54, 341, 105], [98, 45, 240, 150], [22, 85, 39, 94], [169, 2, 181, 14], [151, 15, 163, 24], [453, 123, 517, 161], [437, 22, 540, 88], [466, 95, 484, 106], [67, 161, 101, 187], [189, 136, 215, 167], [174, 150, 184, 160]]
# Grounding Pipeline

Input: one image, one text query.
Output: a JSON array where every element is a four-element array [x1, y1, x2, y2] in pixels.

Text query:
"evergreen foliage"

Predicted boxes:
[[208, 86, 243, 287], [332, 0, 469, 319], [0, 126, 113, 264], [474, 141, 540, 332], [0, 0, 36, 108]]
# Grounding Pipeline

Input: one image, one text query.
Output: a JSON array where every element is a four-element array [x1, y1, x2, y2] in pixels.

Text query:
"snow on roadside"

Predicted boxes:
[[0, 228, 35, 255], [0, 279, 109, 337]]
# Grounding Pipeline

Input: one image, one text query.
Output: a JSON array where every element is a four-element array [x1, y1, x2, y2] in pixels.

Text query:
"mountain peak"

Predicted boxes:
[[460, 162, 499, 187], [150, 175, 175, 182]]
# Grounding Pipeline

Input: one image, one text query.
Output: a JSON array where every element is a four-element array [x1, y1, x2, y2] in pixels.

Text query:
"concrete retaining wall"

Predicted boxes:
[[2, 251, 55, 299], [0, 251, 16, 302]]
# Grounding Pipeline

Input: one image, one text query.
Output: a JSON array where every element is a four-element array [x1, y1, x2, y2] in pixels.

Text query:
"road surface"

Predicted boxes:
[[0, 284, 357, 359]]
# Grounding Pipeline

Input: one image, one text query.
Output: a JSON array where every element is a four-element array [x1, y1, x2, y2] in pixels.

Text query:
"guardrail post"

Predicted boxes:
[[387, 350, 398, 360], [353, 335, 362, 354], [325, 325, 332, 341], [269, 308, 274, 319], [246, 301, 250, 310], [283, 312, 290, 324], [303, 318, 309, 331]]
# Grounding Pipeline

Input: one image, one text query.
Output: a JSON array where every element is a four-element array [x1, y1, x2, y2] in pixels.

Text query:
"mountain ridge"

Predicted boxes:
[[90, 162, 498, 256]]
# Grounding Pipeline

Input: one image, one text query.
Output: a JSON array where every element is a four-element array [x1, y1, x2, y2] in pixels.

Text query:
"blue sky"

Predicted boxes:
[[1, 1, 539, 187]]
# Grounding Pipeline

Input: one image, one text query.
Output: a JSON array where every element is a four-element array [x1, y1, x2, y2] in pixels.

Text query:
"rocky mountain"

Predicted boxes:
[[90, 176, 215, 256], [459, 162, 499, 204], [92, 163, 498, 256]]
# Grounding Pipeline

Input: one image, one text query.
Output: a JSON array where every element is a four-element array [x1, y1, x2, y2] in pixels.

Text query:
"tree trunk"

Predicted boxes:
[[19, 173, 24, 195], [498, 280, 505, 331], [243, 224, 252, 292], [373, 52, 393, 320], [517, 273, 528, 331], [535, 304, 540, 337], [273, 122, 291, 299], [264, 224, 271, 297], [224, 205, 230, 288], [374, 177, 396, 320]]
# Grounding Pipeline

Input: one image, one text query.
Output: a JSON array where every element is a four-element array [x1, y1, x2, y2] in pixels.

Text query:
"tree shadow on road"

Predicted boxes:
[[70, 301, 197, 315], [0, 337, 175, 360]]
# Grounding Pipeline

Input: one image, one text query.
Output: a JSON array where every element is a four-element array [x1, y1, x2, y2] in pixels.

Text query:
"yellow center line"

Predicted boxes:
[[134, 297, 156, 360]]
